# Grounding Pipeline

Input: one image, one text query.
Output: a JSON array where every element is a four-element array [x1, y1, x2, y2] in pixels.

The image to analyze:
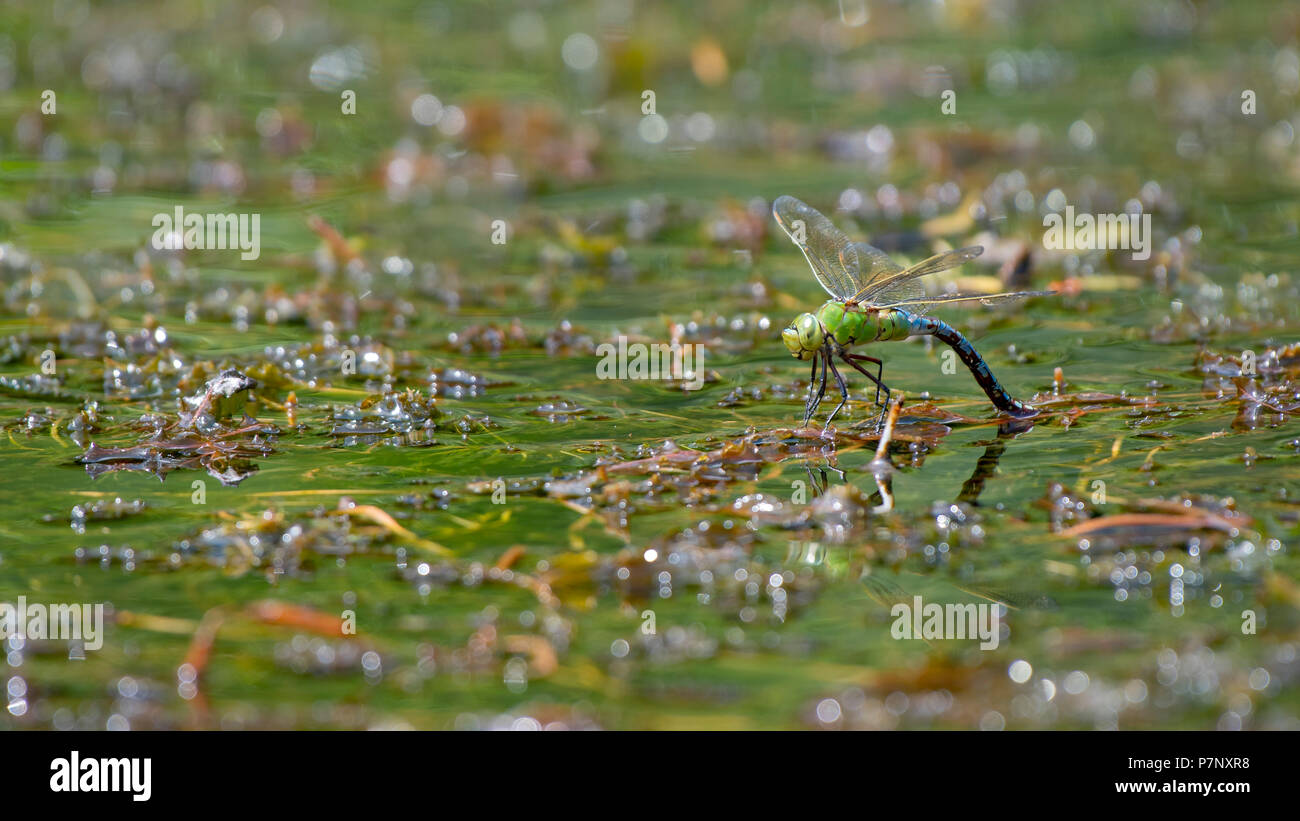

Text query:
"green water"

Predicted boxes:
[[0, 0, 1298, 729]]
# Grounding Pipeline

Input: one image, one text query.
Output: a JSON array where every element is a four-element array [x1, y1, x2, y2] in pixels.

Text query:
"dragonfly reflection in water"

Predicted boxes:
[[773, 195, 1053, 429]]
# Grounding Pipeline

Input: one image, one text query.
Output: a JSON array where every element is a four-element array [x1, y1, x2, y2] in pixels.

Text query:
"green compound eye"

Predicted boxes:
[[794, 313, 822, 351]]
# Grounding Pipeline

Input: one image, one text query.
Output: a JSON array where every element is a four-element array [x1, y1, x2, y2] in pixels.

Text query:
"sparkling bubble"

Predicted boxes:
[[1217, 711, 1243, 731], [255, 107, 283, 138], [512, 716, 542, 731], [816, 698, 842, 724], [684, 112, 716, 142], [561, 33, 598, 71], [1130, 65, 1157, 98], [411, 94, 443, 126], [1068, 119, 1096, 149], [1008, 659, 1033, 684], [866, 124, 893, 154], [439, 105, 466, 136], [309, 47, 363, 91], [884, 691, 909, 715], [1039, 678, 1056, 701], [638, 114, 668, 144], [979, 710, 1006, 731], [250, 6, 285, 44], [1124, 679, 1148, 704], [1063, 670, 1090, 695]]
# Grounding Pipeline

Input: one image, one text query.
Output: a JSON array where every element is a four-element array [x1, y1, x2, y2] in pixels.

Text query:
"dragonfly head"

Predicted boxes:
[[782, 312, 823, 360]]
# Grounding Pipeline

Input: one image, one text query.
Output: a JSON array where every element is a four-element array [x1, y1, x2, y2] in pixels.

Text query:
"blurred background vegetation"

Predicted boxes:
[[0, 0, 1298, 730]]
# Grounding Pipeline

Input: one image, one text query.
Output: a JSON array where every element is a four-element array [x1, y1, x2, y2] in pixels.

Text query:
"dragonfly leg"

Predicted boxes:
[[823, 356, 851, 431], [844, 353, 885, 406], [802, 350, 828, 427], [840, 353, 892, 429], [801, 356, 818, 423]]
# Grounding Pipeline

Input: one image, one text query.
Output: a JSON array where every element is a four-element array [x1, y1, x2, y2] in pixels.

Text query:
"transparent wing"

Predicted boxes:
[[845, 242, 922, 304], [875, 290, 1056, 312], [851, 245, 984, 304], [846, 240, 905, 289], [772, 195, 863, 301]]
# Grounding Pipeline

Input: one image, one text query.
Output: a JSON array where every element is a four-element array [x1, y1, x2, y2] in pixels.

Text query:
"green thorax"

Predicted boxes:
[[815, 300, 911, 346]]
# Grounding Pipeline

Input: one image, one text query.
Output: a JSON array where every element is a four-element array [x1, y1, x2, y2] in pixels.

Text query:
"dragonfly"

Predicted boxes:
[[772, 195, 1053, 429]]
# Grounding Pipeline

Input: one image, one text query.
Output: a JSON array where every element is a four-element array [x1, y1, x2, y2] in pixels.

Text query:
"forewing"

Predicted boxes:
[[773, 195, 862, 301], [875, 290, 1056, 313], [847, 241, 905, 289], [852, 245, 984, 304], [899, 245, 985, 278], [864, 276, 925, 308]]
